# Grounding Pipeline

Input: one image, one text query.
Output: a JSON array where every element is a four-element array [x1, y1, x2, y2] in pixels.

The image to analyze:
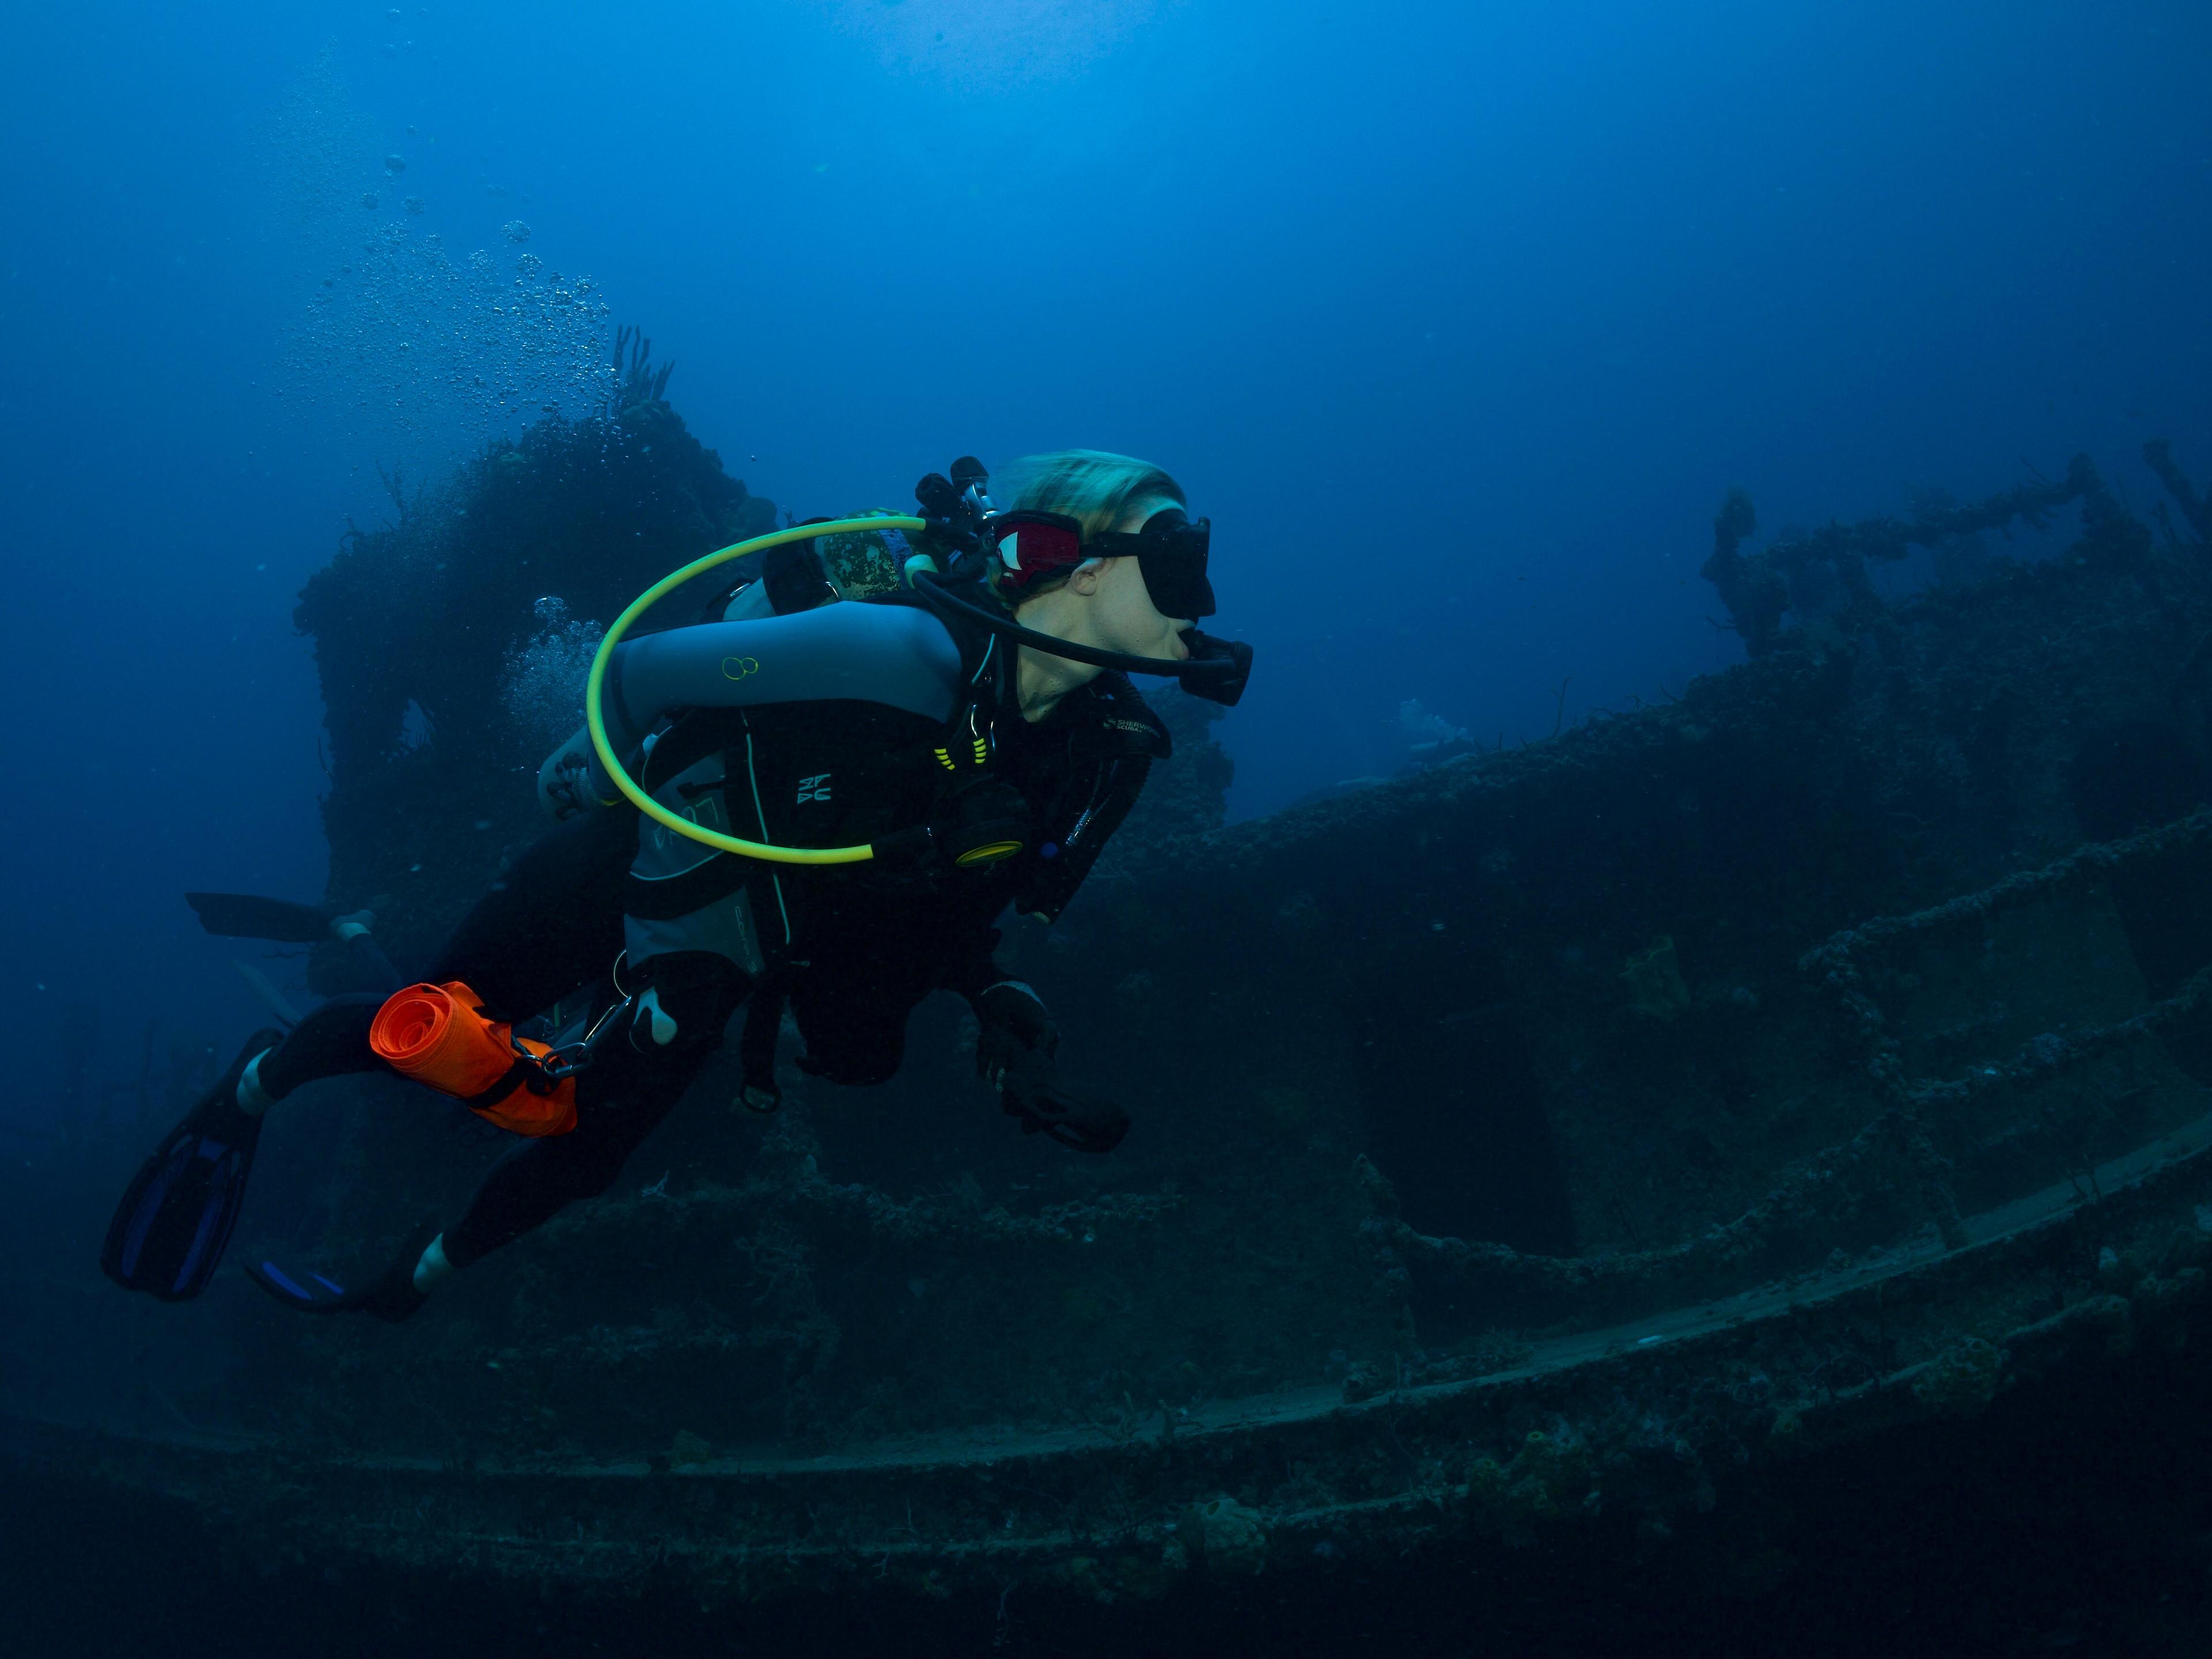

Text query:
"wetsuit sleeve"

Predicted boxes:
[[600, 603, 964, 759], [941, 931, 1009, 1005]]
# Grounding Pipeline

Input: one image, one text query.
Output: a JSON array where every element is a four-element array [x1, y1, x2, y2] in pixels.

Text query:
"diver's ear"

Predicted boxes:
[[1065, 556, 1109, 596]]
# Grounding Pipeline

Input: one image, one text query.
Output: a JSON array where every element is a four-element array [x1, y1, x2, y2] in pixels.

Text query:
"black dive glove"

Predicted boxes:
[[972, 982, 1130, 1154], [974, 981, 1058, 1089]]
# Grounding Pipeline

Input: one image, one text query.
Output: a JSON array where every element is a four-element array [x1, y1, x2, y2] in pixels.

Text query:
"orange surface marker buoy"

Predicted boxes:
[[369, 981, 578, 1137]]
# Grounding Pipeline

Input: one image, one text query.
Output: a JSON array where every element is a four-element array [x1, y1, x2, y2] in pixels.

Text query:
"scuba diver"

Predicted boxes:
[[101, 451, 1252, 1321]]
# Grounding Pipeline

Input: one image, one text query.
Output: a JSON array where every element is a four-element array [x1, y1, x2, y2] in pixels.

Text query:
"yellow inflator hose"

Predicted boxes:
[[585, 516, 930, 864]]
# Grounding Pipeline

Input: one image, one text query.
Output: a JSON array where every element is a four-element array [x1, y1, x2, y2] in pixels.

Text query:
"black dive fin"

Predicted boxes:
[[1024, 1086, 1131, 1153], [186, 892, 335, 944], [100, 1030, 282, 1301], [244, 1257, 355, 1313], [1001, 1071, 1131, 1154], [247, 1223, 435, 1323]]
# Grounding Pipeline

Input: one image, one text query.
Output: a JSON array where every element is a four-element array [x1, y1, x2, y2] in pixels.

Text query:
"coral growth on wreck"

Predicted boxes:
[[294, 339, 776, 967]]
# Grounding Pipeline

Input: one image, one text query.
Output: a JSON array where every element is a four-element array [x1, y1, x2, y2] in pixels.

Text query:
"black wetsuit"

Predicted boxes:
[[256, 592, 1164, 1270]]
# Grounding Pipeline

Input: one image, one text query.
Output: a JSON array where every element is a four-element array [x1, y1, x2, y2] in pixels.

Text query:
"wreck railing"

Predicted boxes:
[[1377, 810, 2212, 1318], [1798, 807, 2212, 1110]]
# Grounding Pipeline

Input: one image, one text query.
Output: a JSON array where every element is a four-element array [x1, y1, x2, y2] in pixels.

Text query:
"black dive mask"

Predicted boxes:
[[1088, 509, 1215, 622], [983, 507, 1215, 622]]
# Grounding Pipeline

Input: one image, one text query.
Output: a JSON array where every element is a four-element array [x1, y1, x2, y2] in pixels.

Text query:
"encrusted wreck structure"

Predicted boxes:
[[14, 392, 2212, 1627]]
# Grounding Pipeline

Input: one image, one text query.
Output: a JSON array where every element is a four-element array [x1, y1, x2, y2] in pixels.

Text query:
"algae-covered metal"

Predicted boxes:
[[13, 419, 2212, 1606]]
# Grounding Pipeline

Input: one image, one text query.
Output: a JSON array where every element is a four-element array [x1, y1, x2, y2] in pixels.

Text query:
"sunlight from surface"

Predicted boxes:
[[812, 0, 1173, 84]]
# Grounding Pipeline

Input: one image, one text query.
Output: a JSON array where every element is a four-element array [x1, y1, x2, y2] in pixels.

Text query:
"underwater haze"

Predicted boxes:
[[8, 0, 2209, 1062], [7, 1, 2212, 1654]]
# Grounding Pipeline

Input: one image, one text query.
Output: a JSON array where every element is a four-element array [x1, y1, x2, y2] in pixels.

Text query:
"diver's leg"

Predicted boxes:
[[434, 956, 748, 1274], [788, 958, 916, 1086], [242, 809, 636, 1114], [426, 804, 636, 1023], [330, 912, 403, 994], [245, 993, 385, 1106], [246, 957, 745, 1324], [434, 1094, 681, 1270]]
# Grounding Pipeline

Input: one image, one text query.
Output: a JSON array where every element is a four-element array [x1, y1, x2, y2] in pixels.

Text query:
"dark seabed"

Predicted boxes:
[[9, 1348, 2212, 1657]]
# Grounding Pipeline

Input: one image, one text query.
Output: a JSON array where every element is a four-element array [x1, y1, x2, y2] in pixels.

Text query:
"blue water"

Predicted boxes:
[[4, 3, 2212, 1647], [9, 1, 2212, 1059]]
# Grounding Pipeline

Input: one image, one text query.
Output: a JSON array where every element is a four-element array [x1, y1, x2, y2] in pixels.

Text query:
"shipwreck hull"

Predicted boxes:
[[16, 1119, 2212, 1608], [13, 426, 2212, 1618]]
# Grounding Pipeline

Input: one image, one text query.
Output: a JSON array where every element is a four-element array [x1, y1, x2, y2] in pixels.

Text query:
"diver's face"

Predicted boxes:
[[1085, 554, 1191, 660]]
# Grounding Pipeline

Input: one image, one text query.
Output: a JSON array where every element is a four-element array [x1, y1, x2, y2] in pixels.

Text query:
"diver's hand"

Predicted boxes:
[[537, 724, 595, 822], [542, 758, 590, 821], [973, 980, 1057, 1090]]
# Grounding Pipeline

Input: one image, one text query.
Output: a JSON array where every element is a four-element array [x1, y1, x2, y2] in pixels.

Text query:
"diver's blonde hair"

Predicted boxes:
[[1003, 450, 1184, 539]]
